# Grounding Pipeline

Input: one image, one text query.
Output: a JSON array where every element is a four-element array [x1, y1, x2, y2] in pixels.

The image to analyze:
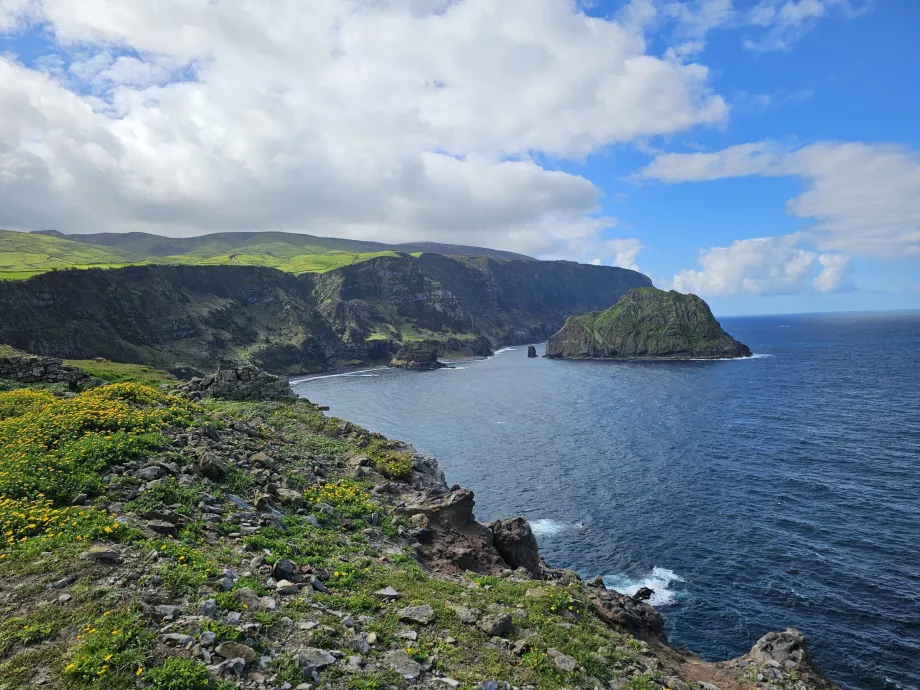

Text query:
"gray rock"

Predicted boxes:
[[216, 641, 260, 664], [385, 649, 422, 680], [296, 648, 336, 673], [477, 613, 512, 638], [162, 633, 195, 647], [146, 520, 178, 537], [547, 648, 577, 672], [81, 546, 119, 562], [450, 604, 478, 624], [276, 580, 300, 595], [374, 587, 399, 600], [153, 604, 182, 622], [199, 453, 228, 480], [135, 466, 165, 481], [197, 599, 218, 618], [488, 517, 542, 577], [214, 657, 246, 677], [199, 631, 217, 647], [398, 604, 436, 625], [272, 558, 297, 580]]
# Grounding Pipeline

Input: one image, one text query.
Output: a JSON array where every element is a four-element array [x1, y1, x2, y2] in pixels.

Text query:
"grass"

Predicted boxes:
[[0, 230, 406, 280], [64, 360, 178, 387], [0, 365, 685, 690], [0, 230, 133, 280]]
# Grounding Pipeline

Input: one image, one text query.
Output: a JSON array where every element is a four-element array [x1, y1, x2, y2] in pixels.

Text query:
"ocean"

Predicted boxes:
[[293, 311, 920, 690]]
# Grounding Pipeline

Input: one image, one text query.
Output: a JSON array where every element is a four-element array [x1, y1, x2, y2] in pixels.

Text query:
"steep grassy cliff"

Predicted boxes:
[[0, 256, 652, 375], [545, 288, 751, 360]]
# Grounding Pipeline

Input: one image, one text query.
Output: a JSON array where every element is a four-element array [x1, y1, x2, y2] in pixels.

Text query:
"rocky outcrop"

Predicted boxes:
[[389, 344, 445, 370], [178, 365, 295, 401], [488, 517, 542, 576], [527, 345, 537, 358], [546, 287, 751, 360], [0, 353, 91, 387], [718, 629, 840, 690]]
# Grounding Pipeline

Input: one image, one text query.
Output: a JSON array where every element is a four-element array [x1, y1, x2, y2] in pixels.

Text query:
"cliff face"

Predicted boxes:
[[313, 253, 653, 346], [0, 255, 651, 374], [0, 265, 341, 374], [545, 287, 751, 360]]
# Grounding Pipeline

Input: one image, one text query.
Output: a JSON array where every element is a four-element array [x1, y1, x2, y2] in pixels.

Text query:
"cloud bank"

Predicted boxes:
[[0, 0, 739, 264]]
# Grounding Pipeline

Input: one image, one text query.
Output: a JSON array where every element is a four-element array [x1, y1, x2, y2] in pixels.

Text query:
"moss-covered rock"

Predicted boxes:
[[545, 287, 751, 360]]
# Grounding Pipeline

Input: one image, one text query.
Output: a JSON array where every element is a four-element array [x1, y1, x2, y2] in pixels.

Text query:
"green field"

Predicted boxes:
[[0, 232, 133, 280], [0, 230, 411, 280]]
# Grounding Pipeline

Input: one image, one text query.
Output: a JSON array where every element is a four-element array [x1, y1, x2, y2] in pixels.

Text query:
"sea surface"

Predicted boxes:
[[293, 312, 920, 690]]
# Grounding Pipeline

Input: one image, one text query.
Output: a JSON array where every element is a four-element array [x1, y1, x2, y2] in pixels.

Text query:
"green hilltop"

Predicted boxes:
[[0, 230, 533, 281]]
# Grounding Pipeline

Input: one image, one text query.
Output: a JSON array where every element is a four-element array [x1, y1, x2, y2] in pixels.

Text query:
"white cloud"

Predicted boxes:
[[813, 253, 852, 292], [593, 238, 644, 272], [621, 0, 868, 54], [638, 141, 920, 258], [672, 234, 851, 295], [0, 0, 732, 260]]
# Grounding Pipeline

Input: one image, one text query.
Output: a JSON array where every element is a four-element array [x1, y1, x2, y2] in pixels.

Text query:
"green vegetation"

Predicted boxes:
[[0, 360, 763, 690], [0, 230, 132, 280], [146, 659, 212, 690], [64, 360, 178, 387], [0, 229, 529, 281]]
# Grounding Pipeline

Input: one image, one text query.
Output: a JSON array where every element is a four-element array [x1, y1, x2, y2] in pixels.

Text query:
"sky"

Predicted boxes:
[[0, 0, 918, 315]]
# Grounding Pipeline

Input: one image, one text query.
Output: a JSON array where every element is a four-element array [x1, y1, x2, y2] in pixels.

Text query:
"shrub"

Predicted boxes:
[[64, 610, 152, 686], [374, 452, 412, 480], [146, 658, 212, 690], [303, 480, 373, 519]]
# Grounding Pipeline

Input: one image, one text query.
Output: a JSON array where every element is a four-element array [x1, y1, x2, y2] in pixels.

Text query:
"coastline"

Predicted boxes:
[[290, 380, 842, 690]]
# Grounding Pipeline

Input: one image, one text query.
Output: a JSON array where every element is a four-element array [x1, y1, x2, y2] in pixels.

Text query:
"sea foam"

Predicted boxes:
[[602, 567, 686, 607]]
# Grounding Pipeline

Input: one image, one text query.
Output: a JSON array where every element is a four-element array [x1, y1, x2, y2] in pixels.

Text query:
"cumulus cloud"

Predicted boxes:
[[638, 141, 920, 258], [0, 0, 731, 261], [589, 238, 644, 272], [671, 234, 852, 295]]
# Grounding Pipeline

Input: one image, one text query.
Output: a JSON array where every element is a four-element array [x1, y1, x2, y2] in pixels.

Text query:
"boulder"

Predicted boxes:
[[489, 517, 542, 577], [398, 604, 436, 625], [179, 364, 295, 401], [389, 344, 445, 370], [527, 345, 537, 358]]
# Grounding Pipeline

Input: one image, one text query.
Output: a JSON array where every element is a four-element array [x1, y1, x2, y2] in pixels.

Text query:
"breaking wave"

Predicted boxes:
[[602, 567, 686, 607]]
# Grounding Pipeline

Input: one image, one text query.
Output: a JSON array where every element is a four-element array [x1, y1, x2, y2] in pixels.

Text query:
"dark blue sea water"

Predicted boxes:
[[293, 312, 920, 690]]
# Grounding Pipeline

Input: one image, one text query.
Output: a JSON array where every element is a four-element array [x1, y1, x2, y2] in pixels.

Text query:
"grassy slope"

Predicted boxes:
[[0, 230, 406, 280], [0, 231, 133, 280], [0, 367, 666, 690], [1, 230, 531, 281]]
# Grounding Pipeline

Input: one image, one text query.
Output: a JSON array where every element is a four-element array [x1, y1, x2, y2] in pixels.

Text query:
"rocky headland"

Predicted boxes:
[[0, 357, 838, 690], [545, 288, 751, 360], [0, 254, 651, 377]]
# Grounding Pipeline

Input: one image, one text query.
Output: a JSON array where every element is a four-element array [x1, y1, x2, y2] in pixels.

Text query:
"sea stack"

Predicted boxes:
[[388, 343, 446, 370], [545, 287, 751, 360], [527, 345, 537, 358]]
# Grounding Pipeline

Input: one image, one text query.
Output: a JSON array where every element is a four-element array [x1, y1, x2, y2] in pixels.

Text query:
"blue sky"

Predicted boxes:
[[0, 0, 918, 315]]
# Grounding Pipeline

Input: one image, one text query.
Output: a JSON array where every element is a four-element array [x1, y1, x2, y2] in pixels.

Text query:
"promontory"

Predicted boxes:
[[545, 287, 752, 360]]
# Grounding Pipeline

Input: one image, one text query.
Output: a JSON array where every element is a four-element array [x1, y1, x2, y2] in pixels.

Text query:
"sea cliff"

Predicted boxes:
[[0, 255, 651, 376]]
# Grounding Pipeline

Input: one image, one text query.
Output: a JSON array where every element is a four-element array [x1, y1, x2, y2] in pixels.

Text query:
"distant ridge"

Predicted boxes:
[[29, 229, 534, 262]]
